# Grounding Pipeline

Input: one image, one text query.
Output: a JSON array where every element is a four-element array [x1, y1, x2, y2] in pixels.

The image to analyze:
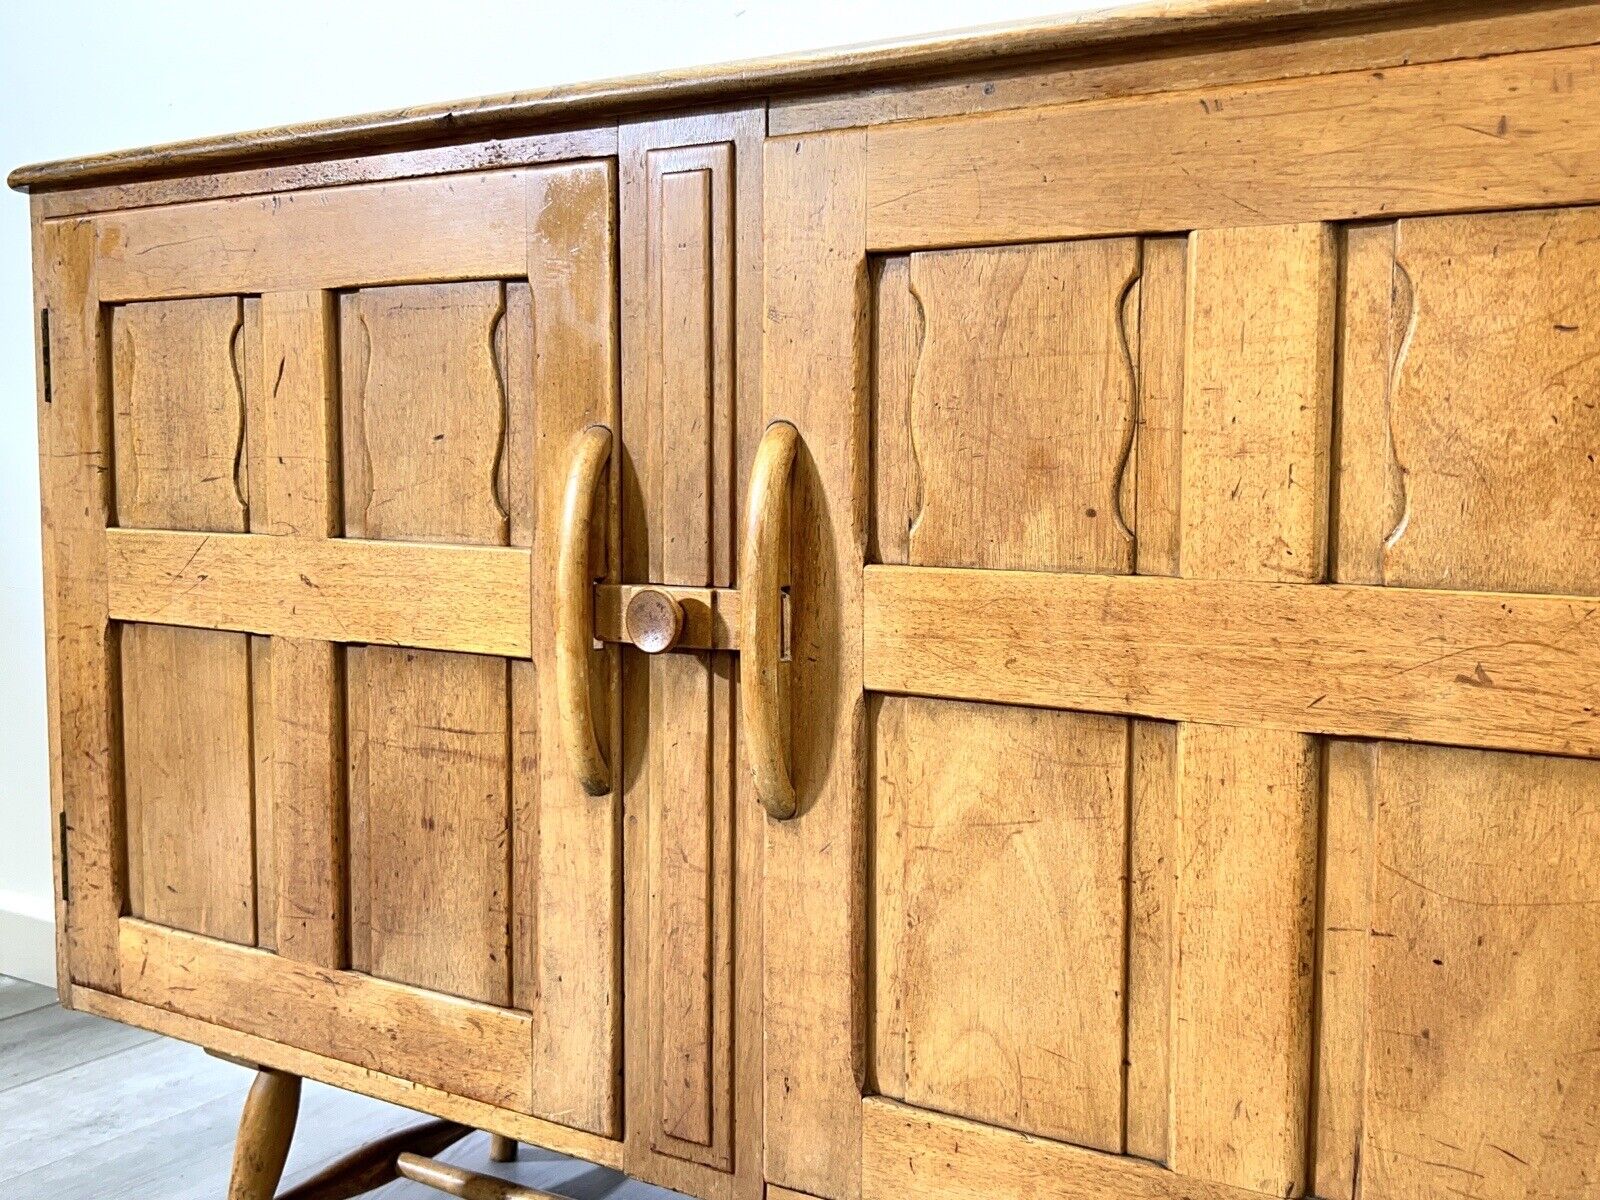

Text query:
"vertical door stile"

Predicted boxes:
[[620, 107, 766, 1200], [1169, 222, 1336, 1199], [761, 129, 872, 1200], [248, 290, 345, 969], [526, 160, 623, 1138], [39, 216, 125, 995]]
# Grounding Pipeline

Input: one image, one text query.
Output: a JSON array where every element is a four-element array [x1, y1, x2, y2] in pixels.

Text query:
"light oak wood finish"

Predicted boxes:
[[396, 1154, 562, 1199], [26, 6, 1600, 1200], [740, 420, 799, 820], [523, 158, 624, 1142], [8, 0, 1485, 192], [864, 567, 1600, 757], [107, 529, 532, 656], [487, 1134, 518, 1165], [865, 43, 1600, 251], [555, 425, 614, 796], [248, 290, 344, 969], [760, 130, 871, 1200], [72, 985, 624, 1171], [227, 1067, 302, 1200], [275, 1120, 474, 1200]]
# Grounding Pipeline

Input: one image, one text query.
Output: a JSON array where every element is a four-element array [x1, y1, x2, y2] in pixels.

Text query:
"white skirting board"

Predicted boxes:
[[0, 891, 56, 988]]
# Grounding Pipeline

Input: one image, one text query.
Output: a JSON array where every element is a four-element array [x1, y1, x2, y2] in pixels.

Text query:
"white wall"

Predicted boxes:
[[0, 0, 1117, 985]]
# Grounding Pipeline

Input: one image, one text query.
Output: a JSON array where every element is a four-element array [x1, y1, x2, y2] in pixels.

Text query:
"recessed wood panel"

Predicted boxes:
[[1340, 207, 1600, 594], [341, 280, 517, 1009], [110, 295, 260, 949], [875, 696, 1127, 1152], [870, 236, 1149, 1156], [120, 623, 256, 945], [1360, 745, 1600, 1200], [1321, 204, 1600, 1200], [624, 137, 739, 1175], [111, 296, 249, 532], [874, 240, 1139, 573]]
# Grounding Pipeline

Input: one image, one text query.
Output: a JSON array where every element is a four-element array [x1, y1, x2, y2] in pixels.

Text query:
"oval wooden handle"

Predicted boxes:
[[557, 424, 612, 797], [740, 420, 800, 820]]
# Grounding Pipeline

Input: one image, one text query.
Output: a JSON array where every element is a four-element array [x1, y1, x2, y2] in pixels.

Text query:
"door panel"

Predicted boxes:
[[46, 164, 622, 1135], [618, 110, 766, 1200], [1315, 206, 1600, 1200], [109, 295, 260, 945], [874, 696, 1127, 1151], [340, 279, 521, 1009], [870, 238, 1143, 1153]]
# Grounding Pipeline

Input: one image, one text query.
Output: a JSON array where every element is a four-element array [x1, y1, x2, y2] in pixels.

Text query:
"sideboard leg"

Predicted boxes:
[[488, 1134, 518, 1163], [227, 1066, 303, 1200]]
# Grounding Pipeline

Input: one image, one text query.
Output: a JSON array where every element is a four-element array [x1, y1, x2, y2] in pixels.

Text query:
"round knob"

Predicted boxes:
[[625, 588, 684, 654]]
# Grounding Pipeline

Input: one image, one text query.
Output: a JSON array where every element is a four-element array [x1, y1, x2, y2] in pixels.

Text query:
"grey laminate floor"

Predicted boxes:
[[0, 976, 683, 1200]]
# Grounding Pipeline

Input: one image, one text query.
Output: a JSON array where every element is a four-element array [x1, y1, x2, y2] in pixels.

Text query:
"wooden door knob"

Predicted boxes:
[[625, 588, 684, 653]]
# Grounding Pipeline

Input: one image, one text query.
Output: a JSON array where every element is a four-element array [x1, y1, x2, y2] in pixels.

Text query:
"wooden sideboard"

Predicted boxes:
[[14, 2, 1600, 1197]]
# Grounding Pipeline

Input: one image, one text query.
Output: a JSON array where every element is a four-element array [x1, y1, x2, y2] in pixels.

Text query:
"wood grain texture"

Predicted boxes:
[[1359, 745, 1600, 1200], [1170, 725, 1320, 1196], [772, 0, 1600, 134], [107, 529, 531, 656], [875, 697, 1127, 1152], [117, 919, 534, 1113], [524, 161, 622, 1139], [761, 130, 869, 1200], [248, 290, 345, 969], [10, 0, 1496, 191], [617, 109, 768, 1200], [33, 127, 617, 219], [1312, 739, 1378, 1200], [1180, 224, 1334, 583], [1380, 207, 1600, 594], [863, 566, 1600, 758], [29, 206, 72, 999], [109, 293, 260, 949], [111, 296, 249, 532], [350, 647, 512, 1006], [227, 1067, 301, 1200], [862, 1098, 1267, 1200], [868, 235, 1144, 1156], [1167, 222, 1330, 1198], [96, 171, 531, 301], [1322, 202, 1600, 1200], [629, 136, 737, 1169], [339, 276, 518, 1009], [71, 986, 625, 1170], [120, 623, 257, 945], [38, 217, 124, 992], [898, 240, 1140, 572], [865, 43, 1600, 250]]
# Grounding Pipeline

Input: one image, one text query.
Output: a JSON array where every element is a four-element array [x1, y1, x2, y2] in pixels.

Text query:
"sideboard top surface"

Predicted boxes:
[[5, 0, 1535, 192]]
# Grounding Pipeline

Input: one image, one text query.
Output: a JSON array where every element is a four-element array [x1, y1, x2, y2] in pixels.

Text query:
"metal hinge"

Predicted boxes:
[[39, 309, 52, 405], [58, 810, 70, 903]]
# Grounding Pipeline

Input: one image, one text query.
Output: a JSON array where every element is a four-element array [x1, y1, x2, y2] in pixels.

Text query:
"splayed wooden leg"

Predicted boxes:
[[227, 1067, 302, 1200]]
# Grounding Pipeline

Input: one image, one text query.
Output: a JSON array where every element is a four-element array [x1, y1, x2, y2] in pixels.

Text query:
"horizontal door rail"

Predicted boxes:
[[107, 528, 531, 657], [865, 565, 1600, 759], [118, 919, 535, 1113]]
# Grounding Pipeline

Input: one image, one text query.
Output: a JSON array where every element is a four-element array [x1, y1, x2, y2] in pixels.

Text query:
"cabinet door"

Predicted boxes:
[[764, 44, 1600, 1200], [39, 165, 622, 1137]]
